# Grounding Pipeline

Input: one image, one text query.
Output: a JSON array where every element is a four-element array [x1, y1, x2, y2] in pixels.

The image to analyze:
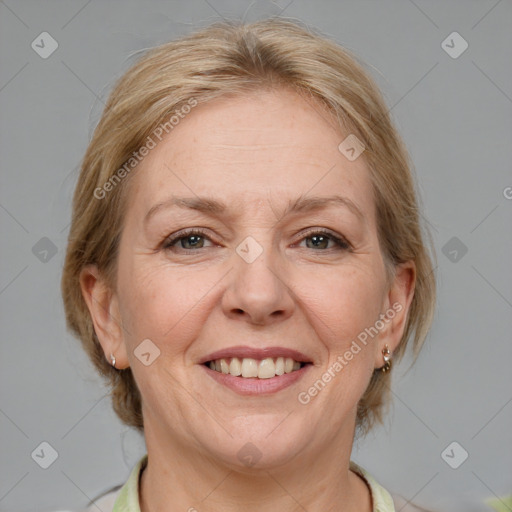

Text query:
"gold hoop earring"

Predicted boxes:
[[381, 344, 392, 373]]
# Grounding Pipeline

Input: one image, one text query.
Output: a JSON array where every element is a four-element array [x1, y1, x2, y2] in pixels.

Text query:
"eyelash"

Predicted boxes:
[[162, 228, 351, 252], [298, 228, 351, 251], [162, 229, 214, 251]]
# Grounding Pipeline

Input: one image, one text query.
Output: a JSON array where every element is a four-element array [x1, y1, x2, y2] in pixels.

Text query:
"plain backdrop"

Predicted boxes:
[[1, 1, 511, 511]]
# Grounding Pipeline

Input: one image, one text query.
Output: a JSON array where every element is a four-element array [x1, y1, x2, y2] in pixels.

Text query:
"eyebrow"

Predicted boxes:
[[144, 194, 364, 224]]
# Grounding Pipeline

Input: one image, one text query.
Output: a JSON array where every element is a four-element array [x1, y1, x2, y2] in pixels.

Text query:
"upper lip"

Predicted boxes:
[[199, 346, 312, 364]]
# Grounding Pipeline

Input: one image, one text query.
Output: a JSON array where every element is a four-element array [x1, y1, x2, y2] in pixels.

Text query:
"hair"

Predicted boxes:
[[61, 17, 436, 439]]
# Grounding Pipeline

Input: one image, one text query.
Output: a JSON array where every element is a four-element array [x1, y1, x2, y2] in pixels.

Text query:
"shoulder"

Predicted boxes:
[[350, 460, 396, 511], [50, 487, 121, 512], [83, 454, 147, 512], [389, 494, 433, 512], [349, 460, 432, 512], [83, 488, 121, 512]]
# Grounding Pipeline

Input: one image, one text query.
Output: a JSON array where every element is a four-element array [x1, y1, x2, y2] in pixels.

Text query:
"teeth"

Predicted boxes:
[[220, 358, 229, 374], [229, 357, 242, 376], [208, 356, 304, 379], [241, 358, 259, 378], [258, 358, 275, 379], [275, 357, 285, 376]]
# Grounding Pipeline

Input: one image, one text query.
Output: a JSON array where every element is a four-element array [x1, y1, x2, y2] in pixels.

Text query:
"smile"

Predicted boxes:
[[205, 357, 306, 379], [200, 346, 313, 395]]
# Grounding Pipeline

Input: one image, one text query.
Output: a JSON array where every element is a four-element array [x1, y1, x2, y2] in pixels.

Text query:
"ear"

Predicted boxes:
[[374, 261, 416, 369], [79, 265, 130, 369]]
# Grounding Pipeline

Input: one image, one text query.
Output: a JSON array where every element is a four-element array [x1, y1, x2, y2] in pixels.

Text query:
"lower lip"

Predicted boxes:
[[202, 364, 311, 395]]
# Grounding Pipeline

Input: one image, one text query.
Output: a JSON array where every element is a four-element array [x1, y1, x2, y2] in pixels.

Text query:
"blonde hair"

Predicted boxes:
[[62, 18, 436, 438]]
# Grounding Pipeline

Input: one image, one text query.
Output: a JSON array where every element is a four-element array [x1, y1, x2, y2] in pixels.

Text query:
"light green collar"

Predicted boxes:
[[113, 454, 395, 511], [112, 454, 147, 512]]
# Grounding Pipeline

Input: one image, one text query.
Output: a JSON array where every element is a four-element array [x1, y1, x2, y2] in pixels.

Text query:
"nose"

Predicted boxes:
[[221, 241, 295, 326]]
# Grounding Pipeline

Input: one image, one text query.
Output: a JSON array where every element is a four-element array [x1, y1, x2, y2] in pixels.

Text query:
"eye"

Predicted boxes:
[[297, 229, 351, 251], [163, 229, 214, 251], [162, 228, 350, 253]]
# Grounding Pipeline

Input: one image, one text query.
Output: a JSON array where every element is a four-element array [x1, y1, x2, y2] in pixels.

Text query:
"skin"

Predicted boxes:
[[81, 87, 415, 512]]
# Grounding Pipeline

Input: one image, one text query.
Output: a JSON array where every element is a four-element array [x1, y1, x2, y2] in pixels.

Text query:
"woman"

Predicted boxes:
[[61, 18, 435, 512]]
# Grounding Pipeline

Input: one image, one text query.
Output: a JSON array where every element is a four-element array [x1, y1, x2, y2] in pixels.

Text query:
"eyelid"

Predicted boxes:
[[294, 227, 352, 250], [162, 228, 216, 250], [161, 226, 352, 252]]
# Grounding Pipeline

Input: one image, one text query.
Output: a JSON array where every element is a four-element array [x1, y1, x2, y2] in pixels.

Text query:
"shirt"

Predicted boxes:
[[105, 454, 397, 512]]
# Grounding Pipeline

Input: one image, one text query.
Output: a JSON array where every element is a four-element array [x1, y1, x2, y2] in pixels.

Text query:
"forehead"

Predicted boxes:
[[127, 88, 375, 221]]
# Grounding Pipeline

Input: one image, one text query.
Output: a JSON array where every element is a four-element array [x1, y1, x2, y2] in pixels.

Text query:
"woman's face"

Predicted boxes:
[[100, 88, 412, 468]]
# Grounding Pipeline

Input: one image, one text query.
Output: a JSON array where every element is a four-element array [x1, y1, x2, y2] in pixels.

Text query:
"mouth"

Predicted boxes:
[[199, 346, 313, 395], [204, 357, 309, 379]]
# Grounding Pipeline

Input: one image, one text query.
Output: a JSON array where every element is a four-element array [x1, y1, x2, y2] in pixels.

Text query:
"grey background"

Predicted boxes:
[[1, 1, 511, 511]]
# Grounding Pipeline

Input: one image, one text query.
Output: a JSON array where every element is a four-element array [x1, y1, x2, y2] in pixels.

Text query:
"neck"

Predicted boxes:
[[139, 418, 372, 512]]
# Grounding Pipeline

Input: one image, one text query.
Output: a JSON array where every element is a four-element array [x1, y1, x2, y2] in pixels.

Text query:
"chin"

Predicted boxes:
[[200, 418, 309, 471]]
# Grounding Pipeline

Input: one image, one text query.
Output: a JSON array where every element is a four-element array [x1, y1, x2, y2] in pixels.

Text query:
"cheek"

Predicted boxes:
[[295, 263, 386, 348], [117, 260, 220, 354], [290, 267, 385, 419]]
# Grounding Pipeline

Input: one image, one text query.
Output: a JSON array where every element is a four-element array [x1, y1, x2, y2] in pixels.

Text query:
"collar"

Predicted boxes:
[[112, 454, 395, 511]]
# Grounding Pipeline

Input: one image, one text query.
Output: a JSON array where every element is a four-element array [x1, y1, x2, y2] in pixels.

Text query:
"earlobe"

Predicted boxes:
[[79, 265, 130, 370]]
